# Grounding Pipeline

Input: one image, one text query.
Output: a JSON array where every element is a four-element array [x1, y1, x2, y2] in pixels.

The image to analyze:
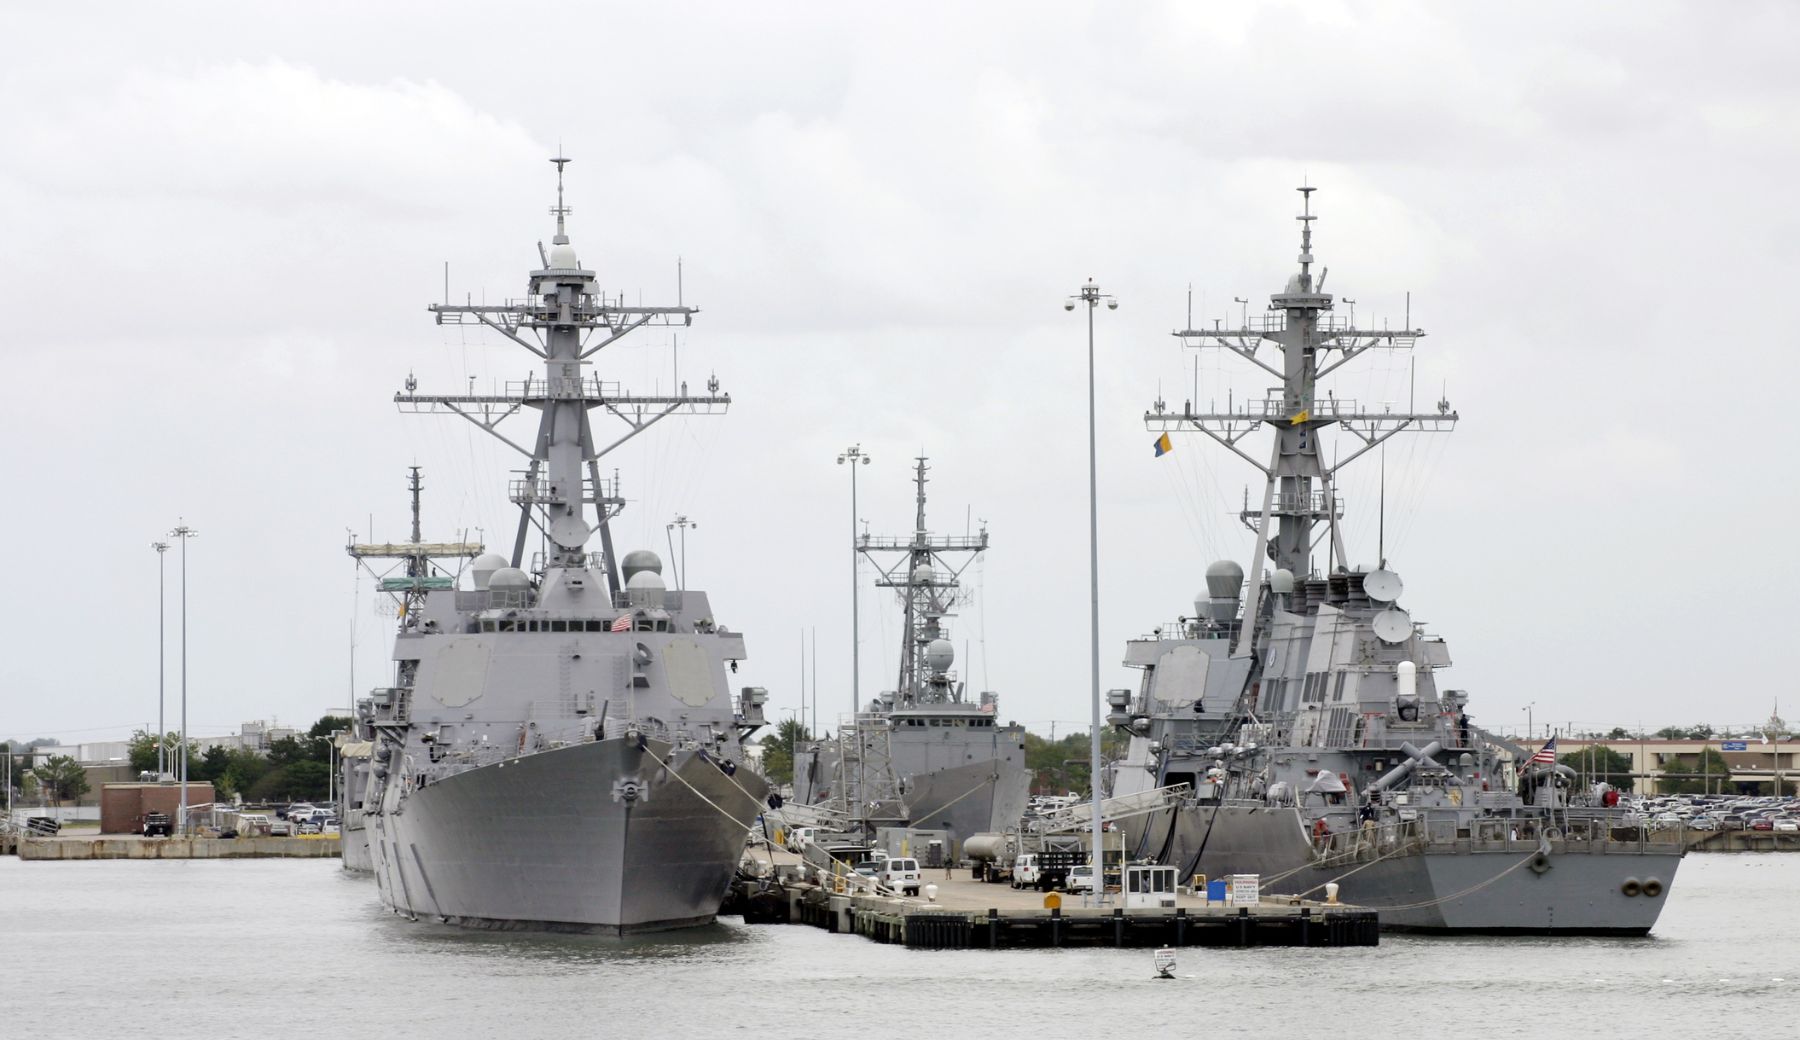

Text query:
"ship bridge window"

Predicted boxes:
[[551, 620, 568, 633]]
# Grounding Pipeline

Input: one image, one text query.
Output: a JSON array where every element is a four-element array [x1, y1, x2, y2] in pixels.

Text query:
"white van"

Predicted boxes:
[[880, 857, 922, 896], [785, 827, 816, 852], [1011, 853, 1041, 889]]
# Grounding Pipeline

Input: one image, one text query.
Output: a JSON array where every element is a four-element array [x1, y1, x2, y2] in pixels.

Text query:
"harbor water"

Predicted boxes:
[[4, 854, 1796, 1038]]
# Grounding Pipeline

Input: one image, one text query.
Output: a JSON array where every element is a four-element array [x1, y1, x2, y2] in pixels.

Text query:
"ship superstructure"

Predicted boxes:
[[341, 466, 485, 873], [358, 159, 769, 933], [793, 459, 1030, 847], [1111, 189, 1683, 933]]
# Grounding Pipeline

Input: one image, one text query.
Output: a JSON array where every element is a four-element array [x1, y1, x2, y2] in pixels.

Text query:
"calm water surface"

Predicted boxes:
[[3, 853, 1795, 1039]]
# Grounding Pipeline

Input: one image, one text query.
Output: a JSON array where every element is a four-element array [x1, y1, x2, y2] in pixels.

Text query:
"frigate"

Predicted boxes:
[[1110, 188, 1683, 933], [356, 158, 770, 933], [791, 458, 1030, 848]]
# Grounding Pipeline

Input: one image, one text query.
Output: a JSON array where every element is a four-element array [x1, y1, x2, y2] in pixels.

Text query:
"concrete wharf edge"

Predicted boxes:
[[16, 835, 341, 860]]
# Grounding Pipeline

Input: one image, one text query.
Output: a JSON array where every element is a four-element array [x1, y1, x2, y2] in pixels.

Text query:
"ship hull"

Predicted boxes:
[[341, 809, 373, 873], [1129, 804, 1681, 935], [903, 760, 1032, 841], [368, 737, 766, 934]]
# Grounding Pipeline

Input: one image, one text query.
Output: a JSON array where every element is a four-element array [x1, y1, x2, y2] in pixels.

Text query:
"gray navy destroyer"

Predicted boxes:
[[1111, 188, 1683, 933], [356, 159, 770, 933], [792, 458, 1030, 849]]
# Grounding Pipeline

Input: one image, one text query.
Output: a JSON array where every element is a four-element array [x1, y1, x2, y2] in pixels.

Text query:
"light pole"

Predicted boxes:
[[1522, 702, 1535, 743], [665, 514, 696, 592], [170, 520, 197, 835], [837, 446, 871, 718], [153, 541, 170, 778], [1066, 278, 1116, 905]]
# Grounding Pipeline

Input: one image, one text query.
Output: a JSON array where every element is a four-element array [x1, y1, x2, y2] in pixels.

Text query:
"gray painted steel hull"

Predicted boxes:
[[903, 760, 1032, 841], [341, 809, 373, 873], [1130, 806, 1680, 934], [369, 738, 766, 934]]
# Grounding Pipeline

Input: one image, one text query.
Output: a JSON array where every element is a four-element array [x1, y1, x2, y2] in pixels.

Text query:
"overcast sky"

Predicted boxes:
[[3, 1, 1795, 749]]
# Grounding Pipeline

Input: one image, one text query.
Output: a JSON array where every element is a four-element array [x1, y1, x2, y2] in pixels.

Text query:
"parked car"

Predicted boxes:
[[1773, 819, 1799, 833], [880, 857, 923, 896], [278, 803, 316, 821], [141, 812, 172, 838], [1065, 865, 1095, 893], [268, 820, 293, 837], [784, 827, 816, 852], [1751, 818, 1776, 831]]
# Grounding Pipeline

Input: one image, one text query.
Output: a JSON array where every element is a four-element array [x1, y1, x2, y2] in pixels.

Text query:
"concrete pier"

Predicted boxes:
[[18, 835, 340, 860], [727, 852, 1378, 949]]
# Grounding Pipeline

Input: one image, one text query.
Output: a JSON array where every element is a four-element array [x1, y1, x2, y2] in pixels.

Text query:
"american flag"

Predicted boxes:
[[610, 614, 631, 633], [1529, 736, 1558, 764]]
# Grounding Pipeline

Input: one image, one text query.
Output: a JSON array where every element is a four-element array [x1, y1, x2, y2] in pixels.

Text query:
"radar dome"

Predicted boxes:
[[470, 553, 508, 590], [924, 638, 955, 674], [548, 242, 578, 269], [1205, 560, 1244, 599], [911, 564, 934, 585], [621, 550, 663, 584], [488, 567, 530, 589], [626, 568, 666, 608], [1270, 569, 1297, 594]]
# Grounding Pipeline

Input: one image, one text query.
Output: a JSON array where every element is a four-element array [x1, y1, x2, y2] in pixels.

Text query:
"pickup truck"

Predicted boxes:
[[141, 812, 172, 838], [1012, 850, 1084, 892]]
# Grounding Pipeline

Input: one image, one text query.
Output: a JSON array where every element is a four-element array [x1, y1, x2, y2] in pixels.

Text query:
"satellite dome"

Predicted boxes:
[[548, 242, 578, 269], [1205, 559, 1245, 598], [924, 638, 955, 674], [488, 567, 530, 589], [470, 553, 508, 590], [1270, 568, 1297, 594], [1284, 273, 1304, 294], [621, 550, 663, 584], [911, 564, 934, 585]]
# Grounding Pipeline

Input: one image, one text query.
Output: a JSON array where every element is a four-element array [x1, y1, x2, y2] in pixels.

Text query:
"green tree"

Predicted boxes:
[[1023, 729, 1129, 795], [220, 748, 271, 800], [267, 736, 309, 768], [126, 729, 198, 776], [248, 760, 329, 803], [1605, 727, 1632, 740], [307, 715, 353, 744], [194, 745, 232, 784], [759, 718, 813, 786], [1558, 745, 1635, 793], [1654, 723, 1717, 741], [33, 755, 90, 806], [1658, 746, 1732, 795]]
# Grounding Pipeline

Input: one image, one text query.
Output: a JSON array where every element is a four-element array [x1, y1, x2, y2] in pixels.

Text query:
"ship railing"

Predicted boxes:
[[1028, 783, 1192, 834], [1361, 807, 1687, 858]]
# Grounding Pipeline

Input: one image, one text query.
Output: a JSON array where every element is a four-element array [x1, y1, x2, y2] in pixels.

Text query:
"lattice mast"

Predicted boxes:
[[858, 457, 988, 706], [1146, 187, 1457, 654], [398, 156, 728, 597], [346, 466, 484, 614]]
